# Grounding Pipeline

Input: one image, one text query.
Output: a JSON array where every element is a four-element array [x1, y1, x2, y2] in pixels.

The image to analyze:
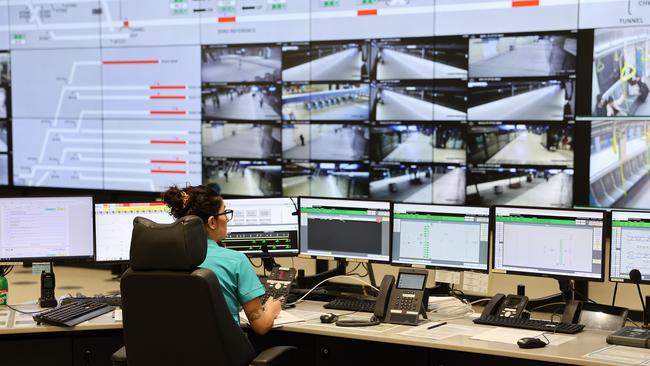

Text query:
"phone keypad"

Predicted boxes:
[[395, 292, 418, 311]]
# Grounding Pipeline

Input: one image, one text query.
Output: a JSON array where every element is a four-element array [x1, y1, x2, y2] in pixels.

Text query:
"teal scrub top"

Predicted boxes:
[[199, 239, 266, 324]]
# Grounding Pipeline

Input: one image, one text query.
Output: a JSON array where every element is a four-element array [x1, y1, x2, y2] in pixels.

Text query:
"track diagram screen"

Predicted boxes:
[[493, 206, 604, 279], [392, 203, 489, 270]]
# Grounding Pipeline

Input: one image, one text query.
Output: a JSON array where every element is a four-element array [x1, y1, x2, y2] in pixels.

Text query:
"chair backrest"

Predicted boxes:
[[121, 215, 256, 366]]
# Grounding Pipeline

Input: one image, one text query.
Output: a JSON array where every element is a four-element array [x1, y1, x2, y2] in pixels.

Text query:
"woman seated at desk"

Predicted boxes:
[[162, 185, 282, 335]]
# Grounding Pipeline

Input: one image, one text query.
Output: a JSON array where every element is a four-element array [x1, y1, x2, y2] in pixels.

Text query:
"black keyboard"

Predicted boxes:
[[473, 315, 585, 334], [60, 295, 122, 307], [324, 297, 376, 313], [33, 300, 114, 327]]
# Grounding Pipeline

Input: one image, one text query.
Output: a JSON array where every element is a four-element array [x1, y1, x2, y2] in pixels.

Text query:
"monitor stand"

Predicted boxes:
[[295, 259, 348, 289], [526, 278, 589, 321], [428, 282, 451, 296]]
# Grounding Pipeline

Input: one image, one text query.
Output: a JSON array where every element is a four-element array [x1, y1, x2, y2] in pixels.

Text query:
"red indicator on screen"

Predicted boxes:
[[151, 160, 187, 164], [358, 9, 377, 16], [512, 0, 539, 7], [150, 85, 187, 90], [151, 169, 187, 174], [218, 17, 236, 23], [103, 60, 159, 65], [150, 140, 187, 145], [150, 110, 187, 115], [150, 96, 186, 100]]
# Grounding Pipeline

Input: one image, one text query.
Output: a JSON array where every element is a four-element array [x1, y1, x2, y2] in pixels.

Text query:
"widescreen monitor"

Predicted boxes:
[[392, 203, 489, 271], [222, 197, 299, 257], [493, 206, 605, 281], [610, 210, 650, 283], [94, 202, 174, 263], [0, 197, 94, 262], [298, 197, 391, 262]]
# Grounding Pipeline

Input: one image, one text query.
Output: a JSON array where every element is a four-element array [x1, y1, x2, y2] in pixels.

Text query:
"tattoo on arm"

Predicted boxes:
[[248, 308, 263, 322]]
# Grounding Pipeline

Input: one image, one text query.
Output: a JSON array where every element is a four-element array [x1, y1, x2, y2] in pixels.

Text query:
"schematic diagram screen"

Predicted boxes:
[[392, 203, 489, 270], [493, 206, 604, 280], [299, 197, 391, 262], [610, 210, 650, 283], [221, 197, 299, 257]]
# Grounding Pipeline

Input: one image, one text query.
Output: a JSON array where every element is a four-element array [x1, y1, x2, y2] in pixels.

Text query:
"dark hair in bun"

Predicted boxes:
[[161, 185, 223, 224]]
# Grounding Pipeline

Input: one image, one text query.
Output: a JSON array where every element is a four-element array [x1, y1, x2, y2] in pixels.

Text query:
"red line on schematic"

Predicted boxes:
[[151, 169, 187, 174], [103, 60, 161, 65], [218, 17, 236, 23], [150, 85, 187, 90], [151, 160, 187, 164], [150, 110, 188, 115], [150, 96, 187, 100], [357, 9, 378, 16], [150, 140, 187, 144], [512, 0, 539, 7]]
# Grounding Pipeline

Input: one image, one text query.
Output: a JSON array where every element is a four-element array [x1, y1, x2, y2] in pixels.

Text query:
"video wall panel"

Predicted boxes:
[[1, 0, 646, 209]]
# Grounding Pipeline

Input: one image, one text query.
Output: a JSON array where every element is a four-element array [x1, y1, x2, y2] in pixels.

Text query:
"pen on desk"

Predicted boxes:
[[427, 322, 447, 330]]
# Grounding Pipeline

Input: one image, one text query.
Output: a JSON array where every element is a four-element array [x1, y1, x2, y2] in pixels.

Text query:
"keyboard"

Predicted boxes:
[[33, 300, 114, 327], [473, 315, 585, 334], [324, 296, 376, 313], [60, 295, 122, 307]]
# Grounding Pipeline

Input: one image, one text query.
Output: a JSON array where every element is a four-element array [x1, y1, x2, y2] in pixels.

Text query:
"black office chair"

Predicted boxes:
[[112, 215, 296, 366]]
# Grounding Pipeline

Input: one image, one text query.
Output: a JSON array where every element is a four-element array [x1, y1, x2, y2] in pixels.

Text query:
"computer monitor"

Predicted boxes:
[[94, 202, 174, 263], [392, 203, 489, 271], [298, 197, 391, 262], [610, 210, 650, 283], [0, 197, 94, 262], [222, 197, 299, 257], [493, 206, 605, 281]]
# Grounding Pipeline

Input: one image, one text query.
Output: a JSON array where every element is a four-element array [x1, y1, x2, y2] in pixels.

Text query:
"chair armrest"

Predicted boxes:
[[251, 346, 297, 366], [111, 346, 127, 366]]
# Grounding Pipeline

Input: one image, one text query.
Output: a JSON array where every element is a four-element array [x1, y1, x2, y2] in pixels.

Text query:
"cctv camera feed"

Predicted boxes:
[[434, 36, 469, 79], [466, 168, 573, 207], [202, 85, 281, 120], [372, 38, 435, 80], [593, 26, 650, 117], [467, 123, 574, 167], [370, 164, 465, 205], [282, 83, 370, 121], [201, 44, 282, 83], [0, 120, 6, 153], [468, 32, 576, 78], [202, 122, 281, 160], [281, 43, 310, 82], [203, 159, 281, 197], [434, 81, 467, 120], [373, 83, 434, 121], [282, 162, 368, 198], [371, 124, 435, 163], [308, 124, 369, 161], [282, 122, 310, 160], [0, 154, 7, 185], [468, 79, 575, 121], [306, 41, 370, 81], [589, 120, 650, 208]]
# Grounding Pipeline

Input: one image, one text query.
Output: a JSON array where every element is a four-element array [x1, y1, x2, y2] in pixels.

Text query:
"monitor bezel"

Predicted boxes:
[[391, 202, 490, 273], [93, 201, 173, 264], [609, 209, 650, 285], [221, 197, 300, 258], [0, 195, 96, 263], [297, 196, 393, 264], [491, 205, 606, 282]]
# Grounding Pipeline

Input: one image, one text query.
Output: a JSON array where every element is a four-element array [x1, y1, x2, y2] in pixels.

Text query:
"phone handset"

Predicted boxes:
[[480, 293, 529, 318], [335, 274, 394, 328]]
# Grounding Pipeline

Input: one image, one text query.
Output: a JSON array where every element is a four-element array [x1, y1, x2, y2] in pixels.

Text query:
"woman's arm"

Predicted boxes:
[[242, 296, 282, 335]]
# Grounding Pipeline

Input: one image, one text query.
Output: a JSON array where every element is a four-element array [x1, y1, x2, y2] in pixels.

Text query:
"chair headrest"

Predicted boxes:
[[129, 215, 208, 271]]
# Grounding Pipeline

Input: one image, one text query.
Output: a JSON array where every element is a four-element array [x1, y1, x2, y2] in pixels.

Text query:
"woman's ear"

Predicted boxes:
[[207, 216, 217, 230]]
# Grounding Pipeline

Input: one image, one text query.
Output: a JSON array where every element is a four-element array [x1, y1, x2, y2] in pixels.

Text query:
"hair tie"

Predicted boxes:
[[180, 191, 190, 208]]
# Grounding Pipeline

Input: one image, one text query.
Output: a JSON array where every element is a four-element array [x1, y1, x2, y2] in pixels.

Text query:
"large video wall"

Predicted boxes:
[[0, 0, 649, 209]]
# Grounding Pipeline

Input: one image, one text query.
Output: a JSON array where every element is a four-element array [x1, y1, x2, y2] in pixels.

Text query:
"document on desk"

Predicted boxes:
[[239, 310, 305, 328], [399, 322, 480, 341], [584, 345, 650, 365], [0, 308, 9, 328], [470, 327, 575, 346]]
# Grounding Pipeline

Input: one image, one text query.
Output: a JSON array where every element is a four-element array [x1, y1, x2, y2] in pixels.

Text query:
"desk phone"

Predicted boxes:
[[384, 268, 429, 325], [261, 267, 296, 307]]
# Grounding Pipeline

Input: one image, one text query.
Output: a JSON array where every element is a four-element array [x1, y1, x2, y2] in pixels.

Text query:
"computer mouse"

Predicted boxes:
[[517, 337, 547, 349], [320, 313, 339, 323]]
